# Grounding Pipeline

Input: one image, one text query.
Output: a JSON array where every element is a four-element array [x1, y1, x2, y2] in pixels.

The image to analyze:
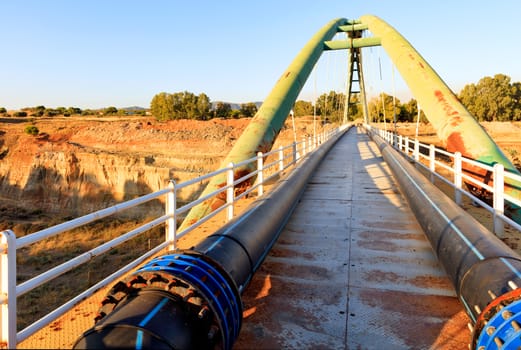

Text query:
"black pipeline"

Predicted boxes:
[[369, 129, 521, 349], [73, 126, 350, 350]]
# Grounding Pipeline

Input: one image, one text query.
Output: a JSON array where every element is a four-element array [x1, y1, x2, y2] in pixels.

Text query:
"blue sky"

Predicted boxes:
[[1, 0, 520, 110]]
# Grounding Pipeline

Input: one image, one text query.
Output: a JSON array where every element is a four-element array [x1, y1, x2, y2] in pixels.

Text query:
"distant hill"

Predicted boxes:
[[120, 102, 263, 112], [121, 106, 147, 111], [211, 101, 262, 110]]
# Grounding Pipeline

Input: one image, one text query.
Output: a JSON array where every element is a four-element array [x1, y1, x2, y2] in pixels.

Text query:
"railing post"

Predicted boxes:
[[278, 145, 284, 172], [404, 136, 409, 155], [493, 163, 505, 237], [308, 136, 312, 153], [1, 230, 17, 349], [292, 141, 298, 164], [302, 137, 306, 157], [398, 135, 403, 151], [165, 180, 176, 250], [429, 144, 436, 183], [414, 138, 420, 162], [227, 163, 235, 221], [257, 153, 264, 197], [453, 152, 462, 205]]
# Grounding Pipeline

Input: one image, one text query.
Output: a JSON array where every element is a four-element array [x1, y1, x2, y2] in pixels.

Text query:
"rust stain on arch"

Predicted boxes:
[[448, 116, 463, 128], [446, 131, 492, 200], [446, 131, 466, 155], [434, 90, 459, 117]]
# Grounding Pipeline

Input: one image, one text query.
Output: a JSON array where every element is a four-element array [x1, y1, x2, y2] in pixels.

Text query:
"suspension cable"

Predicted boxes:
[[313, 53, 317, 138], [392, 62, 397, 133], [415, 101, 420, 139], [325, 48, 331, 124], [378, 48, 387, 130]]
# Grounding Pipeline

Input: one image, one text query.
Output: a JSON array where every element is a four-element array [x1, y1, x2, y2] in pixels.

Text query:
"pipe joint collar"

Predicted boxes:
[[137, 252, 242, 350], [475, 297, 521, 349]]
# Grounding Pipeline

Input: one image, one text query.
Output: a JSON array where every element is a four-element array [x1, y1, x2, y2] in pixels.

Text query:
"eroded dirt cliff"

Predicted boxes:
[[0, 116, 252, 230], [0, 115, 323, 233]]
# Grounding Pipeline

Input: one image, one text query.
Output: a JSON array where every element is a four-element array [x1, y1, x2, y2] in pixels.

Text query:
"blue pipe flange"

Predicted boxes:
[[476, 298, 521, 349], [136, 252, 242, 350]]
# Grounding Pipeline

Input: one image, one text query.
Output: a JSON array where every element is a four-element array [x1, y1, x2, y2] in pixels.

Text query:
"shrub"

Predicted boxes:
[[104, 106, 118, 115], [24, 125, 39, 136], [45, 109, 60, 117], [14, 111, 27, 117]]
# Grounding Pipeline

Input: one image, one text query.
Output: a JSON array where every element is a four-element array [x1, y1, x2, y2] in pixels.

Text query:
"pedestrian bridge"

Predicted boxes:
[[4, 14, 521, 350]]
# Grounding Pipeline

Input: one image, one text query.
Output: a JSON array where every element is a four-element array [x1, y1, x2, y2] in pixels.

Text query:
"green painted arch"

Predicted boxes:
[[181, 15, 521, 229], [180, 17, 350, 230]]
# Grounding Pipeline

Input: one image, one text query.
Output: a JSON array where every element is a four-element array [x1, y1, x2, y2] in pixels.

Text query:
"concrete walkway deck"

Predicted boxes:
[[234, 127, 470, 349]]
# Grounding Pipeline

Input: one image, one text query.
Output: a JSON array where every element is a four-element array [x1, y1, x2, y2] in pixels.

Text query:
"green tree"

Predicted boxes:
[[45, 108, 60, 117], [151, 92, 174, 121], [345, 94, 363, 121], [315, 90, 347, 122], [56, 107, 66, 115], [293, 100, 313, 116], [401, 99, 428, 123], [32, 105, 45, 117], [66, 107, 82, 116], [459, 74, 518, 121], [230, 109, 241, 119], [214, 102, 232, 119], [197, 93, 211, 120], [82, 109, 96, 116], [150, 91, 212, 120], [513, 82, 521, 121], [24, 125, 39, 135], [104, 106, 118, 115], [367, 93, 401, 123], [178, 91, 198, 119], [367, 96, 380, 122], [239, 102, 258, 118]]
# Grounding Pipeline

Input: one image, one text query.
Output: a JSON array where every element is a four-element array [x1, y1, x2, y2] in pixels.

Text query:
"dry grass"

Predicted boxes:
[[16, 217, 164, 330]]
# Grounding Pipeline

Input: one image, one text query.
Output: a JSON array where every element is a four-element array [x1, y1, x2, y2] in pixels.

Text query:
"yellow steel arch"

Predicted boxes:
[[360, 15, 521, 222]]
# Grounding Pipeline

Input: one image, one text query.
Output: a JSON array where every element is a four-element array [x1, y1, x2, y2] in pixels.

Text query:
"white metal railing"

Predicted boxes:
[[365, 124, 521, 237], [0, 124, 346, 348]]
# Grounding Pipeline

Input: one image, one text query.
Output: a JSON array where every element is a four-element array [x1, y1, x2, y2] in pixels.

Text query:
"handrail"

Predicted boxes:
[[366, 124, 521, 236], [366, 123, 521, 350], [0, 124, 344, 348]]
